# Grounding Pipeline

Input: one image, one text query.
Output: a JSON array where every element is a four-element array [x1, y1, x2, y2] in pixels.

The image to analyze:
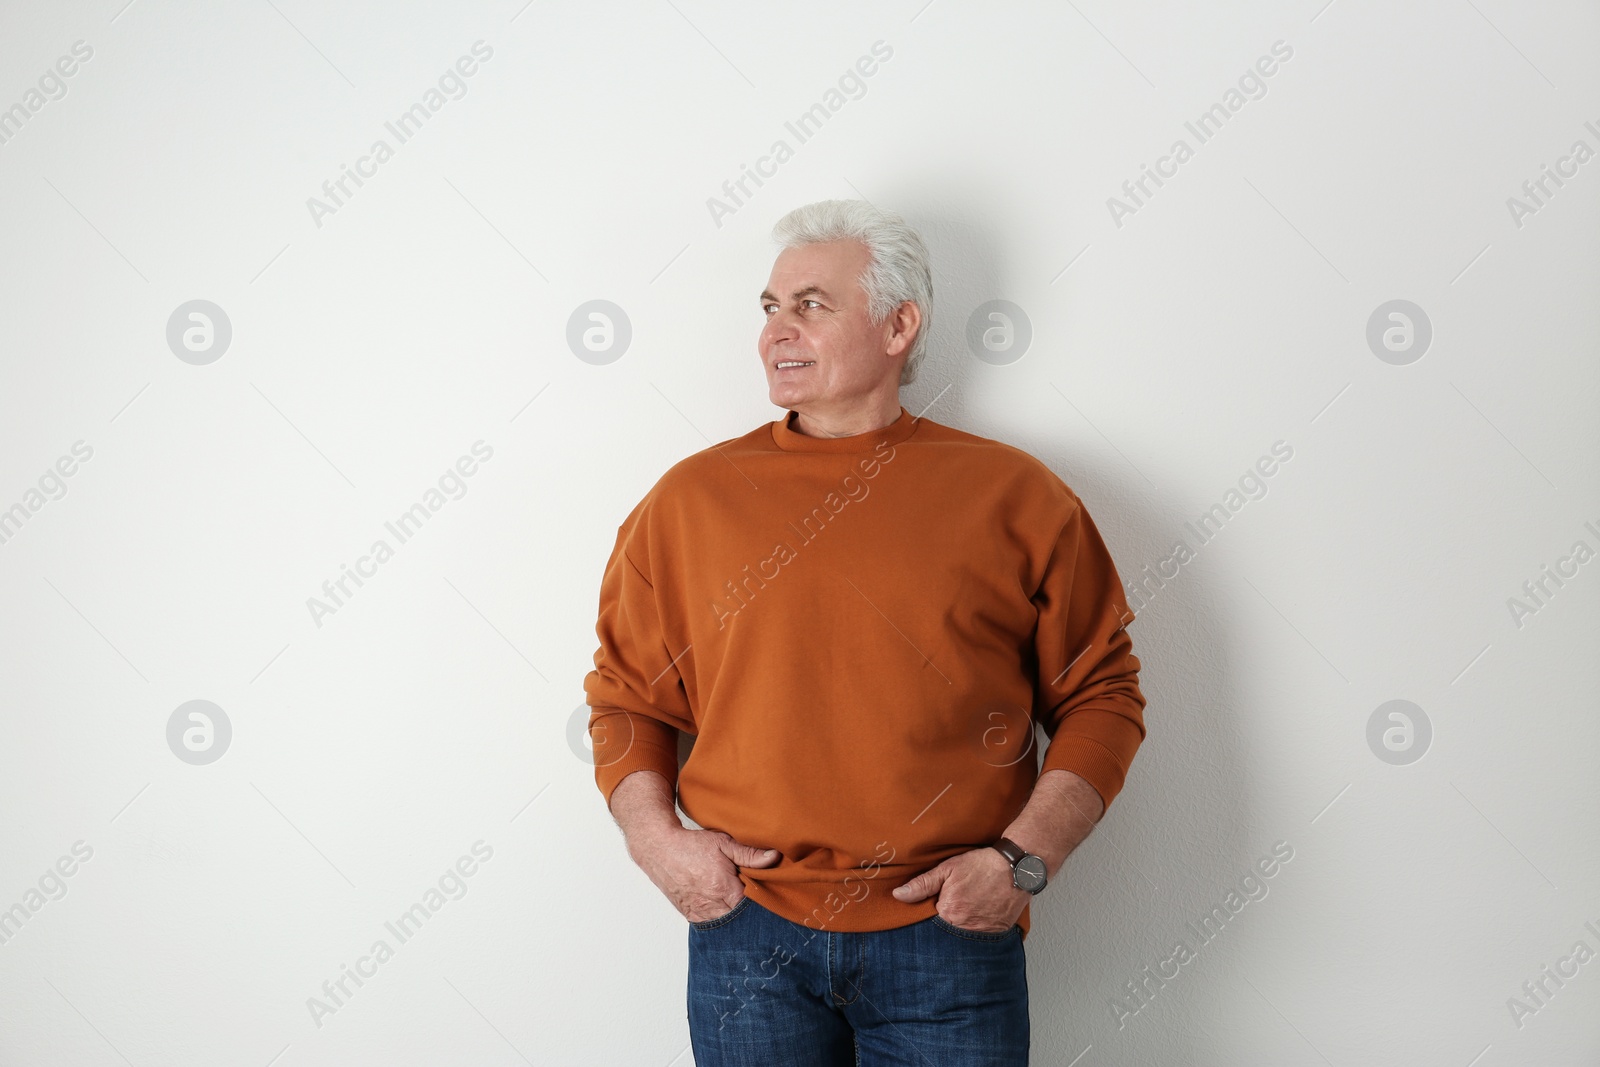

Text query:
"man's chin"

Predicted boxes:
[[768, 385, 809, 408]]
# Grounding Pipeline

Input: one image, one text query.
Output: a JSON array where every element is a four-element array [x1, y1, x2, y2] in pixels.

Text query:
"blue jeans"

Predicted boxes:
[[687, 895, 1029, 1065]]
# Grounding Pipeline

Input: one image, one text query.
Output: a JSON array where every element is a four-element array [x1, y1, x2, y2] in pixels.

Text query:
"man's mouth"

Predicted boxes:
[[774, 361, 814, 371]]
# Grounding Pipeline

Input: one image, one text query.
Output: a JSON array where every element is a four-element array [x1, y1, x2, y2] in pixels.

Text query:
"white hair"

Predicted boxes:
[[770, 199, 933, 386]]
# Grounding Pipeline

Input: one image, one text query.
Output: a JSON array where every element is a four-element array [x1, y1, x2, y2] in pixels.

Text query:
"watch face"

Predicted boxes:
[[1014, 855, 1047, 893]]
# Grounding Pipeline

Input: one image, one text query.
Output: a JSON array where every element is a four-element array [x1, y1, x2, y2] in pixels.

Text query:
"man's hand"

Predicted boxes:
[[628, 824, 783, 924], [891, 845, 1030, 933], [607, 769, 783, 924]]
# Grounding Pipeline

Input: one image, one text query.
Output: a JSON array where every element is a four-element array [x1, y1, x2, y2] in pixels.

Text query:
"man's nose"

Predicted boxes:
[[762, 313, 799, 344]]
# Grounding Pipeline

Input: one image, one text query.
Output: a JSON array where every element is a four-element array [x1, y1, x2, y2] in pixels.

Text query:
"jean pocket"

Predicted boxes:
[[930, 913, 1017, 942], [688, 895, 752, 931]]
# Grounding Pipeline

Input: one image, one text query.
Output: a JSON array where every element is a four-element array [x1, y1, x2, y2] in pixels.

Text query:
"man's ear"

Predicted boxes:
[[885, 300, 921, 357]]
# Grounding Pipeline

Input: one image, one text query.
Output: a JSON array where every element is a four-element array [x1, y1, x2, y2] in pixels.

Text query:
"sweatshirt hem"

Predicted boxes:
[[740, 874, 1034, 942]]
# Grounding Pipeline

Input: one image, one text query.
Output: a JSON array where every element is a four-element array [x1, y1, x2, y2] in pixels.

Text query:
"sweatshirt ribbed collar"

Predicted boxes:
[[770, 405, 921, 454]]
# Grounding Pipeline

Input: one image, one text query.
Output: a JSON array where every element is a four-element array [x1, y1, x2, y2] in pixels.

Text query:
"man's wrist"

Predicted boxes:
[[610, 769, 685, 847], [996, 824, 1068, 884], [991, 834, 1058, 892], [998, 769, 1104, 883]]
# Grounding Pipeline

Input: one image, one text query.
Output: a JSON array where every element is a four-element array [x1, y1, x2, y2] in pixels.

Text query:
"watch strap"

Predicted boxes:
[[991, 836, 1027, 866]]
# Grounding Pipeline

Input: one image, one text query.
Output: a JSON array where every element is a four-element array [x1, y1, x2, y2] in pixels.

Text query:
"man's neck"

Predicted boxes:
[[791, 397, 902, 439]]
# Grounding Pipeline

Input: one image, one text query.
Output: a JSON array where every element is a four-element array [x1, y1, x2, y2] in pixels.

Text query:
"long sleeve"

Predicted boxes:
[[1031, 497, 1148, 812], [583, 517, 695, 809]]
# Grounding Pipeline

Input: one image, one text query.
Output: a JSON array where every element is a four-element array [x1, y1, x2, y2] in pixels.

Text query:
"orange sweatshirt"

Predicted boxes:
[[585, 405, 1147, 941]]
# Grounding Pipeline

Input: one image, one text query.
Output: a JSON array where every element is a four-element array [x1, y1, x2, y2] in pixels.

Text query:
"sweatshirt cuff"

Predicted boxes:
[[590, 705, 682, 809], [1039, 705, 1146, 812]]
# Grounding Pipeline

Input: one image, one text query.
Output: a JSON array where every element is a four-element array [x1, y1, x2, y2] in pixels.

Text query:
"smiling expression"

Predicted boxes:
[[759, 239, 915, 416]]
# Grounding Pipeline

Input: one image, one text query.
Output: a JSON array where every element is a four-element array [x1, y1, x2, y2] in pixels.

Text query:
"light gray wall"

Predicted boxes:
[[0, 1, 1595, 1064]]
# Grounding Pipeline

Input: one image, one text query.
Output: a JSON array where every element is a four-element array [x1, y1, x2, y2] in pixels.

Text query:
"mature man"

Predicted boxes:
[[585, 199, 1147, 1065]]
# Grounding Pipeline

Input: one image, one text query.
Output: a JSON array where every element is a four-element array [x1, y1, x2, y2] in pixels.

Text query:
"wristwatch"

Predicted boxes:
[[991, 836, 1048, 895]]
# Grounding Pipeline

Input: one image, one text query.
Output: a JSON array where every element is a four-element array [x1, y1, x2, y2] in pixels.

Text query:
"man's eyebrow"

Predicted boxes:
[[759, 284, 831, 305]]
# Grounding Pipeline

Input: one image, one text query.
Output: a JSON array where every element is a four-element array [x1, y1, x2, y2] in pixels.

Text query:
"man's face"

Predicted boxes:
[[758, 239, 902, 412]]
